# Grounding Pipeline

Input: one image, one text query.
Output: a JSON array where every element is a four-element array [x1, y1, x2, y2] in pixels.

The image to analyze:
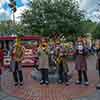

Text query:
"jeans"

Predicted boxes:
[[64, 72, 68, 82], [13, 70, 23, 83]]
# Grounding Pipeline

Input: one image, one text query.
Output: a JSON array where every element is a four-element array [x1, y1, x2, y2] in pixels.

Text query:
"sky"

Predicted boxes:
[[0, 0, 31, 22], [78, 0, 100, 22], [0, 0, 100, 22]]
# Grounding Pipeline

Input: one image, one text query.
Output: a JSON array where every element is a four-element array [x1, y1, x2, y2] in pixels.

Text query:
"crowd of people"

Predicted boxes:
[[38, 39, 89, 85], [0, 36, 100, 90], [37, 38, 100, 88]]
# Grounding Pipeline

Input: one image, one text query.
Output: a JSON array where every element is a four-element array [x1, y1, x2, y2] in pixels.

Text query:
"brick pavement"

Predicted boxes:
[[1, 55, 99, 100]]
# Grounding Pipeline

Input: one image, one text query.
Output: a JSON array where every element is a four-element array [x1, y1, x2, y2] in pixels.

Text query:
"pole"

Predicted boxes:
[[13, 11, 15, 25]]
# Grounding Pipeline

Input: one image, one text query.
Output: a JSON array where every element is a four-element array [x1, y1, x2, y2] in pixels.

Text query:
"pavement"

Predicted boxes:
[[0, 89, 100, 100], [0, 55, 100, 100], [0, 90, 19, 100]]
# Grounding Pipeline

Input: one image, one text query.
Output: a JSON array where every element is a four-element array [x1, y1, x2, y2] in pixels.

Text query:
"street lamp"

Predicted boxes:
[[8, 0, 17, 24]]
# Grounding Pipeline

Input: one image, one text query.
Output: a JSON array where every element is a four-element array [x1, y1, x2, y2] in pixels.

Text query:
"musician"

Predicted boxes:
[[0, 43, 3, 89], [96, 41, 100, 89], [10, 36, 24, 86], [75, 40, 88, 86], [38, 42, 49, 85]]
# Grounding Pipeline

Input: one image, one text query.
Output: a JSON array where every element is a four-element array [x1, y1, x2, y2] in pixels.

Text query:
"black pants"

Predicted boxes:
[[13, 62, 23, 83], [58, 63, 64, 82], [98, 67, 100, 80], [98, 59, 100, 77], [64, 72, 68, 82], [13, 70, 23, 83], [78, 70, 88, 82], [40, 69, 48, 82]]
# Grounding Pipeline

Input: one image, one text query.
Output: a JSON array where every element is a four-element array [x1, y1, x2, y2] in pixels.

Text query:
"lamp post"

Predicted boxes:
[[8, 0, 17, 25]]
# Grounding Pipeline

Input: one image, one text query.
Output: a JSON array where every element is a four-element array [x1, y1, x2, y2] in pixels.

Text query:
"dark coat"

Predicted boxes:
[[75, 49, 87, 71], [96, 49, 100, 70]]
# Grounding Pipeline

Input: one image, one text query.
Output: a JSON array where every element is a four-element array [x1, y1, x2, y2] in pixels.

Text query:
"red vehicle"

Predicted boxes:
[[0, 35, 41, 67]]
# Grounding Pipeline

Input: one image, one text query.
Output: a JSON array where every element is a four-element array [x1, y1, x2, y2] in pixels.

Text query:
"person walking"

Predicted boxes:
[[10, 36, 24, 86], [0, 43, 3, 89], [75, 40, 89, 86], [38, 42, 49, 85], [56, 48, 64, 84], [63, 52, 70, 85], [56, 47, 69, 85], [96, 41, 100, 89]]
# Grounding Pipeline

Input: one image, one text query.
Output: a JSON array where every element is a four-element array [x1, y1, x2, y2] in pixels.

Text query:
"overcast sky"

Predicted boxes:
[[0, 0, 100, 22], [79, 0, 100, 21]]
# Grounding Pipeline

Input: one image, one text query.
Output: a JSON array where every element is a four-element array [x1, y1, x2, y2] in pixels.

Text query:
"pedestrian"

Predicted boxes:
[[75, 40, 89, 86], [63, 52, 70, 85], [96, 41, 100, 89], [56, 47, 70, 85], [56, 48, 64, 84], [38, 42, 49, 85], [32, 43, 39, 70], [10, 36, 24, 86], [0, 43, 4, 89]]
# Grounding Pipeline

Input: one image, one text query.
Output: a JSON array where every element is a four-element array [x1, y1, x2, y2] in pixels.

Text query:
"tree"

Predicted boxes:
[[21, 0, 84, 37], [92, 23, 100, 39], [80, 19, 100, 39], [0, 21, 24, 36], [80, 20, 97, 34], [0, 21, 11, 36]]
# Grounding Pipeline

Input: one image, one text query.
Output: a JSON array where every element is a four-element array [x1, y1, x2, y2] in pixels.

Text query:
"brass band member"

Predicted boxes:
[[38, 42, 49, 85], [11, 36, 24, 86], [75, 40, 88, 86], [96, 40, 100, 89]]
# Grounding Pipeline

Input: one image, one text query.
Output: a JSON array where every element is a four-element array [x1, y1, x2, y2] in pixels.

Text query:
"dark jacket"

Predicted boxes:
[[96, 49, 100, 70], [75, 48, 87, 71]]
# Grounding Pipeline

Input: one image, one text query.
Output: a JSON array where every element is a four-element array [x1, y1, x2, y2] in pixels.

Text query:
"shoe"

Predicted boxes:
[[84, 81, 89, 86], [65, 82, 70, 86], [14, 83, 18, 86], [96, 84, 100, 89], [40, 80, 44, 85], [45, 81, 49, 85], [19, 82, 23, 86], [58, 80, 63, 84], [75, 80, 81, 85]]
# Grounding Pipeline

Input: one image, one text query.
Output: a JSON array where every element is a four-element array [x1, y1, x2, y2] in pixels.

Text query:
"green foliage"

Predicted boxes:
[[80, 20, 97, 34], [0, 21, 11, 36], [92, 23, 100, 39], [0, 21, 24, 36], [21, 0, 84, 36], [80, 19, 100, 39]]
